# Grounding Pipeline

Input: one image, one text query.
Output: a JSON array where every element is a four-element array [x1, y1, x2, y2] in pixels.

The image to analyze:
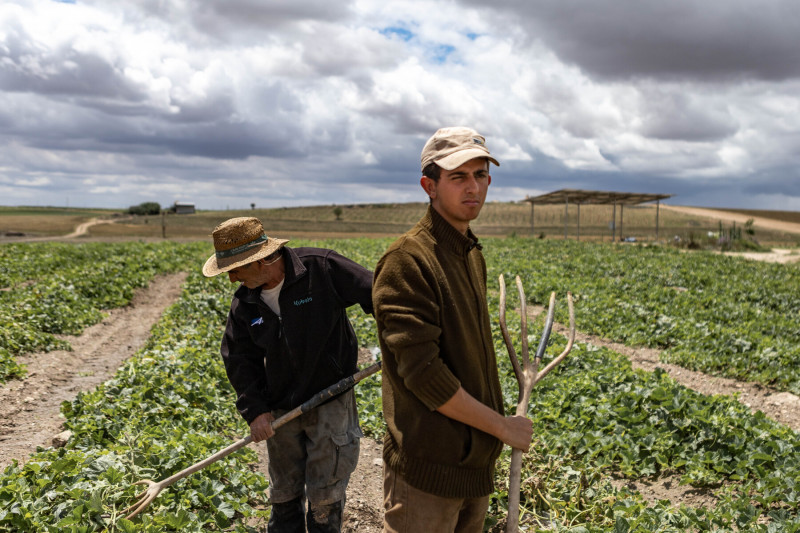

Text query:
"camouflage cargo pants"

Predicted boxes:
[[265, 389, 362, 532]]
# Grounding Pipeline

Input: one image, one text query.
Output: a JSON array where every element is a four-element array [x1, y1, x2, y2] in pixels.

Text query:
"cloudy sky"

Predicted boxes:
[[2, 0, 799, 211]]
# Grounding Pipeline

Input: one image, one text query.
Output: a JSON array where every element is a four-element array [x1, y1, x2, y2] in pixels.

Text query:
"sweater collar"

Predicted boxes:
[[422, 205, 482, 255]]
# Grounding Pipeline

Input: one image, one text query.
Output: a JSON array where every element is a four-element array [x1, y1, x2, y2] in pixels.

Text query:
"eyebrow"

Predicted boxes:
[[450, 169, 489, 178]]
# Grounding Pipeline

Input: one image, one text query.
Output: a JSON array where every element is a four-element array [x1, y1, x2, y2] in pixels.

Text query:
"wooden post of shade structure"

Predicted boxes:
[[577, 203, 581, 241], [530, 200, 535, 235], [611, 201, 616, 242], [620, 204, 625, 242], [564, 197, 569, 240], [656, 199, 661, 242]]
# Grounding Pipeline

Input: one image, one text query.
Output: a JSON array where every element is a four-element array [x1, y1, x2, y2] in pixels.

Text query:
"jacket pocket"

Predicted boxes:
[[330, 430, 360, 481], [458, 427, 502, 468]]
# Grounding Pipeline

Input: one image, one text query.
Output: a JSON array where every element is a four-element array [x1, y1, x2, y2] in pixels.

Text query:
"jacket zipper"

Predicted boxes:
[[466, 252, 500, 409]]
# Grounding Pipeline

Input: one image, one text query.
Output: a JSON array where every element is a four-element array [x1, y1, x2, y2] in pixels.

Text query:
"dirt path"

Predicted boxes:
[[662, 205, 800, 236], [62, 217, 108, 238], [0, 272, 187, 470], [7, 216, 129, 243], [723, 247, 800, 264]]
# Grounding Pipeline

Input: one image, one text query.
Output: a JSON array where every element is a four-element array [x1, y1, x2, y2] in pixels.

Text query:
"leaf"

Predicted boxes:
[[115, 518, 138, 533], [615, 516, 631, 533]]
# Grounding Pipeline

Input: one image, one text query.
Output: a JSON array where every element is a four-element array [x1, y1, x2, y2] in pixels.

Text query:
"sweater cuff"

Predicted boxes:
[[412, 362, 462, 411]]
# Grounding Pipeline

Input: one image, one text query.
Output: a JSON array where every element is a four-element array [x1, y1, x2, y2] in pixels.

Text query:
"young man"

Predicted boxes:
[[372, 127, 534, 532], [202, 216, 373, 533]]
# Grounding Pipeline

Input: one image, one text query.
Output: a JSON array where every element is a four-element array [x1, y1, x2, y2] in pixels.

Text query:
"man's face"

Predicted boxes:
[[227, 251, 284, 289], [421, 157, 491, 234]]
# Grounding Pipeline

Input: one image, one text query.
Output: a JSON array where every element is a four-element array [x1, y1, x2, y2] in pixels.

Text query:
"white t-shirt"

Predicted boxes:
[[259, 278, 284, 316]]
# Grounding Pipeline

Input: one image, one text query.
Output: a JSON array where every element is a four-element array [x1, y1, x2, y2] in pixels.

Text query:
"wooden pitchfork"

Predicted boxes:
[[121, 361, 382, 521], [498, 275, 575, 533]]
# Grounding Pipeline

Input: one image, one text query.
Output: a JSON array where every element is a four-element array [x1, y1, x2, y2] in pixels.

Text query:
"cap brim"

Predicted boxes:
[[202, 238, 289, 277], [434, 149, 499, 171]]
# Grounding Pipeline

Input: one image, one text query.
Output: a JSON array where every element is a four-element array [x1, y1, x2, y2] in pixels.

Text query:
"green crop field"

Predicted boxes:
[[1, 237, 798, 531]]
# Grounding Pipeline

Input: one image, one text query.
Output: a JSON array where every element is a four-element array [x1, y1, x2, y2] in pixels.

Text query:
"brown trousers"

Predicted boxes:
[[383, 465, 490, 533]]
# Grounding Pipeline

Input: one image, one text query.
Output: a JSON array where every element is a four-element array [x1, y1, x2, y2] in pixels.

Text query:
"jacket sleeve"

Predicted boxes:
[[220, 302, 271, 425], [324, 249, 374, 315], [373, 248, 461, 411]]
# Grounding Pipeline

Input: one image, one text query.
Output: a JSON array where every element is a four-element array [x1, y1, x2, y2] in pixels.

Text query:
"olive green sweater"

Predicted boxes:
[[373, 205, 504, 498]]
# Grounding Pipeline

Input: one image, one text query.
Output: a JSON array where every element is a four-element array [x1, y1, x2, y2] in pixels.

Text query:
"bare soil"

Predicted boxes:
[[0, 272, 187, 470], [723, 247, 800, 264]]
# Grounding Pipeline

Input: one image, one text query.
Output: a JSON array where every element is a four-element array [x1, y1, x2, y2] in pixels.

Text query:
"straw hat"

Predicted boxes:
[[202, 217, 289, 277]]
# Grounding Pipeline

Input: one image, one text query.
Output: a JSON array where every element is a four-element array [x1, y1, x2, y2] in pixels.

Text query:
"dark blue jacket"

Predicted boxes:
[[220, 246, 373, 423]]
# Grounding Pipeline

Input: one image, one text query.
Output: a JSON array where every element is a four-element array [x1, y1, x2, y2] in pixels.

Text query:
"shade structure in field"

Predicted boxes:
[[523, 189, 673, 241]]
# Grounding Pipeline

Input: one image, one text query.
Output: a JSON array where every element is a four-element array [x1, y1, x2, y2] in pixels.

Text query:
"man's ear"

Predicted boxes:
[[420, 176, 436, 199]]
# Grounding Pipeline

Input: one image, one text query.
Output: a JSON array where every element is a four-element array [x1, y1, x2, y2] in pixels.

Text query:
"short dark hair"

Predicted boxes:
[[423, 158, 490, 183], [422, 162, 441, 182]]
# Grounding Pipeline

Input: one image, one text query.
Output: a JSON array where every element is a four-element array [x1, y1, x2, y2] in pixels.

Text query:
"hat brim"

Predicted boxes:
[[433, 149, 500, 171], [202, 238, 289, 277]]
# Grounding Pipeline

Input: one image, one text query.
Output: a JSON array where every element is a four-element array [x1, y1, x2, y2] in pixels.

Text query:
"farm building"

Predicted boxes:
[[173, 201, 196, 215]]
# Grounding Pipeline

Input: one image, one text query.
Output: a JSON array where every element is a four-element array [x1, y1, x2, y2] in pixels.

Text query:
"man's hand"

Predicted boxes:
[[499, 415, 533, 452], [249, 412, 276, 442]]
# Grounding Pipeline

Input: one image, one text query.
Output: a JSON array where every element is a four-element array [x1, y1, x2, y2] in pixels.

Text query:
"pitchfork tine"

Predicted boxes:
[[535, 292, 575, 384], [122, 480, 159, 520], [516, 276, 529, 369], [499, 274, 523, 388]]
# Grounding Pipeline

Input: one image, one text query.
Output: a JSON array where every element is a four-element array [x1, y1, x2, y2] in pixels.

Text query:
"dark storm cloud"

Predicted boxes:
[[24, 114, 307, 160], [466, 0, 800, 81], [743, 165, 800, 196], [103, 0, 355, 43], [637, 90, 739, 141], [145, 120, 305, 159]]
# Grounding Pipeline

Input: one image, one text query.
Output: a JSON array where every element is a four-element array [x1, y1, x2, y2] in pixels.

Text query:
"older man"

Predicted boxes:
[[203, 216, 373, 533]]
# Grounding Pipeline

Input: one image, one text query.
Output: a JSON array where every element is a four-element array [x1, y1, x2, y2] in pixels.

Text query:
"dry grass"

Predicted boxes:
[[0, 207, 115, 236], [707, 208, 800, 225]]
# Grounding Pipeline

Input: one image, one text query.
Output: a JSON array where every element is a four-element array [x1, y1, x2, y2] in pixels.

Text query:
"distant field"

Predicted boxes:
[[89, 202, 762, 241], [1, 203, 798, 246], [0, 206, 117, 236]]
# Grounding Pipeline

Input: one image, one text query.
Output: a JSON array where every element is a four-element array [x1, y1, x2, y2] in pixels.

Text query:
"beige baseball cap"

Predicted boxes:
[[420, 126, 500, 172]]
